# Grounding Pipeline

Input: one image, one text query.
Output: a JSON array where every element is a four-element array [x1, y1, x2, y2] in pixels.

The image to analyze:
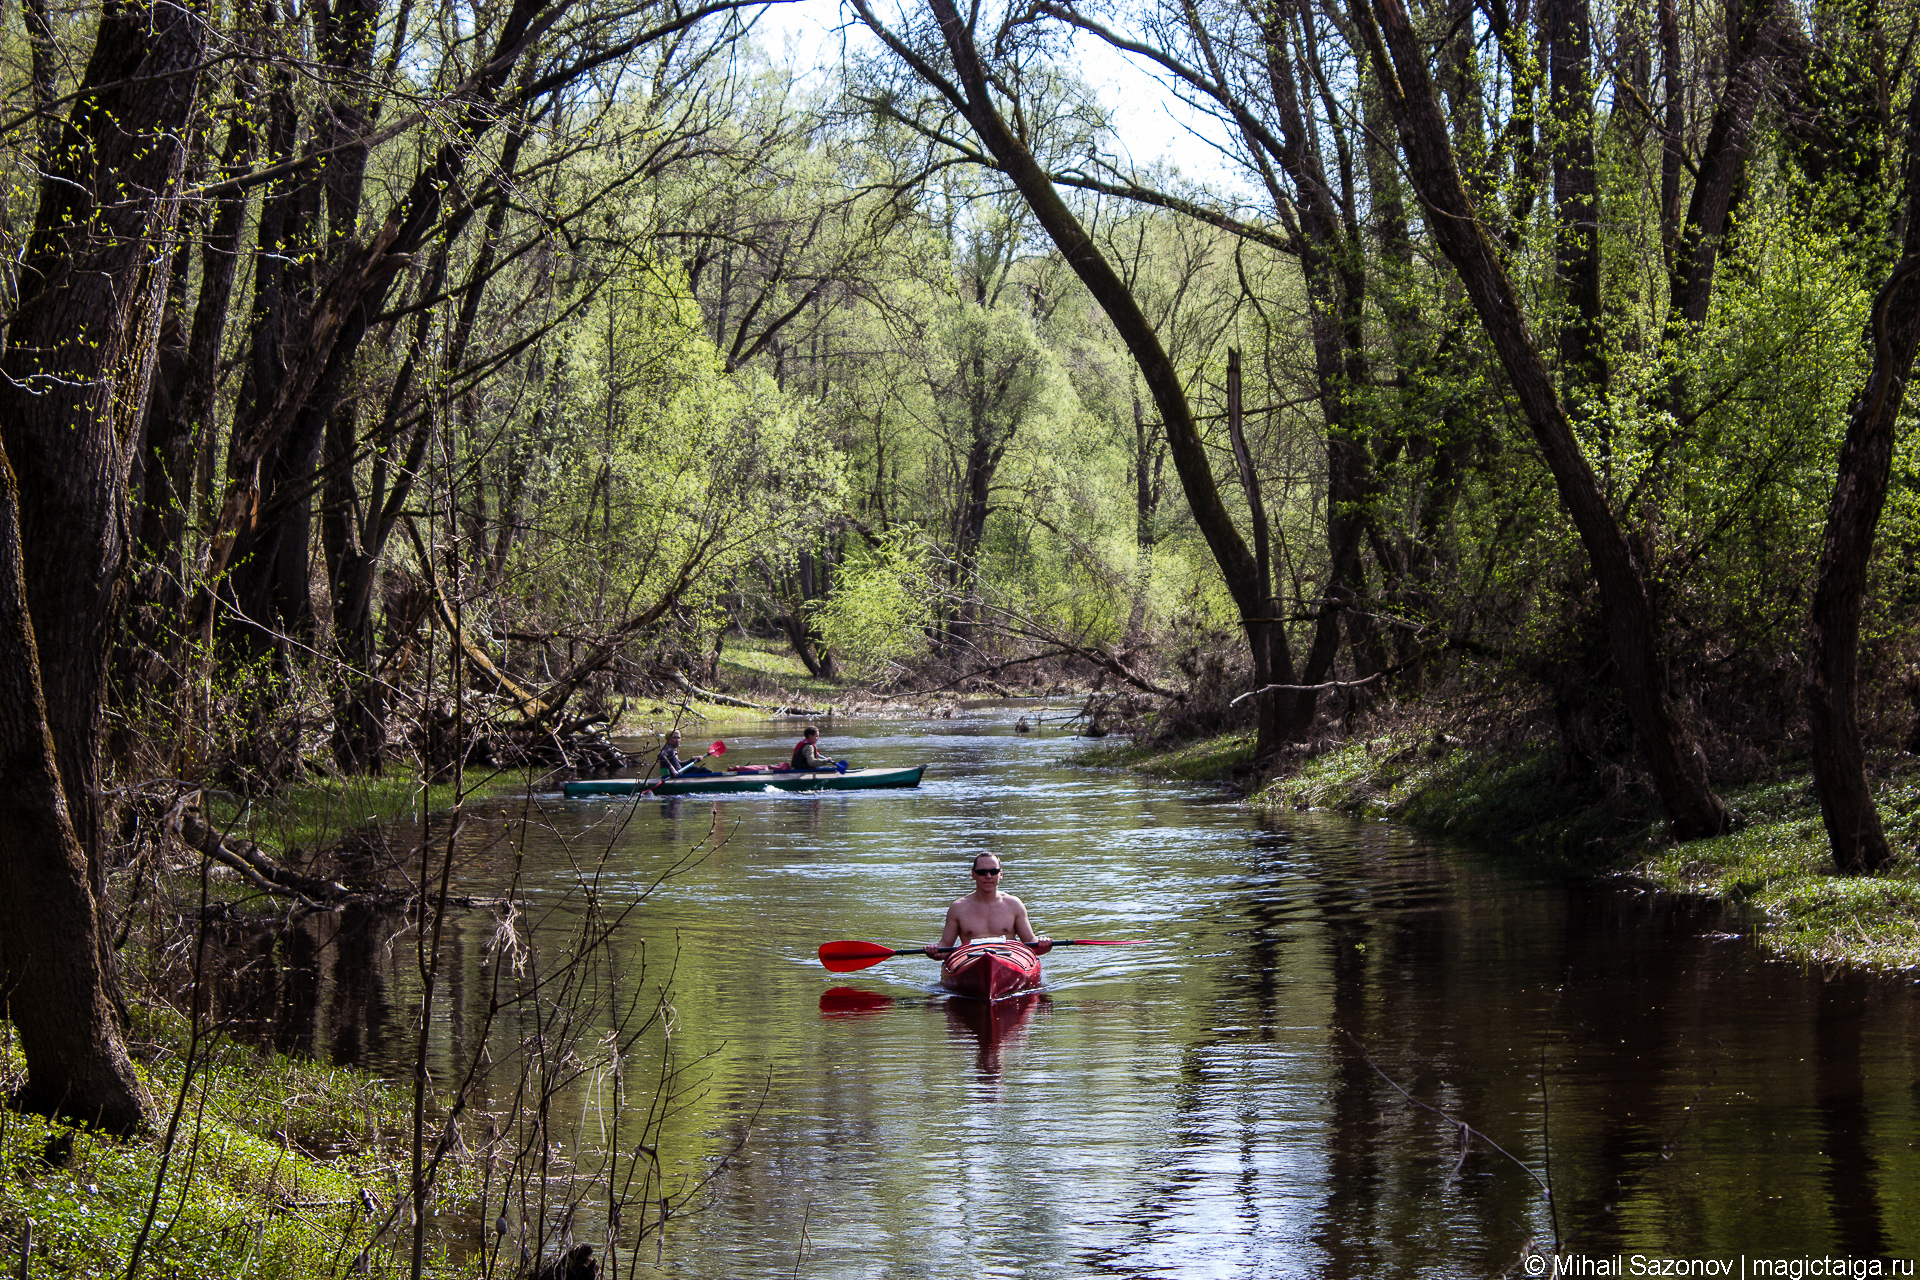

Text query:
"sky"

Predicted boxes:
[[749, 0, 1245, 189]]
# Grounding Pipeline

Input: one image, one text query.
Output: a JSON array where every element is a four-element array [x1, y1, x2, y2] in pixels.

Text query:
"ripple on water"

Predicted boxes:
[[288, 721, 1920, 1277]]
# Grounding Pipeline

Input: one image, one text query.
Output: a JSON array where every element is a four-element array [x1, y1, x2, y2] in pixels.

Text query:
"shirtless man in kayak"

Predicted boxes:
[[926, 854, 1052, 955]]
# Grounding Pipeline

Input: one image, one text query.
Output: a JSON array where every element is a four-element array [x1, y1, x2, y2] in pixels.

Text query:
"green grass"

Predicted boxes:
[[1, 1002, 471, 1278], [1073, 732, 1259, 780], [715, 635, 841, 699], [206, 776, 463, 859], [1249, 736, 1661, 865], [1636, 788, 1920, 967]]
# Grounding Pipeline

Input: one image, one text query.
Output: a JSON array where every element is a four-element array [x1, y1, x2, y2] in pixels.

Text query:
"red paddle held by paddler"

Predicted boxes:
[[817, 938, 1141, 972]]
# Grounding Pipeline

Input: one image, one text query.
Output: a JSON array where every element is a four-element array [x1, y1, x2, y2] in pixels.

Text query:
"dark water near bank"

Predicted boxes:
[[233, 715, 1920, 1277]]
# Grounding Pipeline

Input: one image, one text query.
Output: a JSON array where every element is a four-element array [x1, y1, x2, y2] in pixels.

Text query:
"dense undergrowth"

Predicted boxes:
[[0, 1001, 472, 1278], [1090, 726, 1920, 970]]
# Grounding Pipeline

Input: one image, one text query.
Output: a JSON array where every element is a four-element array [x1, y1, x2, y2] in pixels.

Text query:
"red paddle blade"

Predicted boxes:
[[709, 740, 727, 755], [818, 939, 903, 972]]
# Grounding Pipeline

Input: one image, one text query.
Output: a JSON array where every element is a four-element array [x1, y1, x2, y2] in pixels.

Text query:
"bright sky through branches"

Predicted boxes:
[[753, 0, 1243, 189]]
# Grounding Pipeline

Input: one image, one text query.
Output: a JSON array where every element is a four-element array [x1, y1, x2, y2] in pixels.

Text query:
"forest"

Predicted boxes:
[[4, 0, 1920, 1263]]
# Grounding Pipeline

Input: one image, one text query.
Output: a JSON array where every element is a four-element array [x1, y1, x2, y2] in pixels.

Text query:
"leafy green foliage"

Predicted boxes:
[[812, 529, 943, 680], [0, 1009, 462, 1279]]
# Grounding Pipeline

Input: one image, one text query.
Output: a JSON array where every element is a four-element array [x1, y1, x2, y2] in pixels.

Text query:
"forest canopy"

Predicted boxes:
[[5, 0, 1920, 1129]]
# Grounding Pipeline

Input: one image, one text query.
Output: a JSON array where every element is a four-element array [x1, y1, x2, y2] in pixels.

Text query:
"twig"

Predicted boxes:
[[1342, 1030, 1558, 1248], [1230, 670, 1389, 705], [665, 670, 825, 717], [1230, 642, 1452, 706]]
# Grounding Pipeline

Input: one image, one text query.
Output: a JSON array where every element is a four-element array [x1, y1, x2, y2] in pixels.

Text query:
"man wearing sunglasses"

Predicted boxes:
[[925, 854, 1052, 955]]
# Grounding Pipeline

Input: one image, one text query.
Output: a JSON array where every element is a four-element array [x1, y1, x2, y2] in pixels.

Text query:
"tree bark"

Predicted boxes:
[[1547, 0, 1606, 394], [125, 78, 259, 675], [1667, 0, 1779, 328], [1804, 90, 1920, 872], [0, 446, 151, 1134], [1252, 0, 1373, 702], [0, 0, 209, 875], [1353, 0, 1728, 837]]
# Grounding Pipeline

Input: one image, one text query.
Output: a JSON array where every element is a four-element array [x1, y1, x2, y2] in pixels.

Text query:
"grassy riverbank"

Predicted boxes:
[[1085, 730, 1920, 969], [1, 643, 911, 1279], [0, 1002, 472, 1278]]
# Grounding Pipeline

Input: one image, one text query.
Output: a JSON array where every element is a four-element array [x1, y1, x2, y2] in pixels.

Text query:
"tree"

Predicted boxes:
[[852, 0, 1329, 752], [1348, 0, 1730, 837], [1804, 87, 1920, 874], [0, 0, 208, 1131]]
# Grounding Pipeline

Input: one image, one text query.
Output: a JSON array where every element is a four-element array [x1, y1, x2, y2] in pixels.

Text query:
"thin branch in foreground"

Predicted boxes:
[[1229, 642, 1451, 706], [1341, 1030, 1559, 1252]]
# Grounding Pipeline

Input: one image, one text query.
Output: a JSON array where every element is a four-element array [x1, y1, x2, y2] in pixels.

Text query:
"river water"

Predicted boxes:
[[245, 712, 1920, 1277]]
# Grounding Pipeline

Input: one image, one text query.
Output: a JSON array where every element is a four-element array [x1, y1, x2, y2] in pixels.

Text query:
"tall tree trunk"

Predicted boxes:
[[0, 0, 209, 875], [1667, 0, 1778, 329], [0, 0, 202, 1129], [0, 447, 150, 1134], [123, 78, 259, 691], [1803, 93, 1920, 873], [1254, 0, 1373, 694], [1658, 0, 1684, 271], [1547, 0, 1607, 395], [1225, 349, 1304, 740], [1354, 0, 1728, 837]]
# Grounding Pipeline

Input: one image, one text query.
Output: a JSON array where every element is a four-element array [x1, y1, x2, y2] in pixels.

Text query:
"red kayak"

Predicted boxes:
[[940, 940, 1042, 1000]]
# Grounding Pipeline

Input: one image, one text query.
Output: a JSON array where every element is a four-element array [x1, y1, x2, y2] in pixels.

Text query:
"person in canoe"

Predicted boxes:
[[656, 729, 715, 779], [925, 854, 1052, 954], [789, 724, 839, 772]]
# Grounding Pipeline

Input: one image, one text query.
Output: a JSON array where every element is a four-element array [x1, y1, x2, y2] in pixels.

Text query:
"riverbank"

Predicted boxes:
[[1080, 730, 1920, 970], [1, 1000, 474, 1278]]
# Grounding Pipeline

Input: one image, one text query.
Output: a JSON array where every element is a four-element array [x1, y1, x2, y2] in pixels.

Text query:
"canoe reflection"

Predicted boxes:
[[944, 991, 1048, 1077], [816, 986, 1049, 1079]]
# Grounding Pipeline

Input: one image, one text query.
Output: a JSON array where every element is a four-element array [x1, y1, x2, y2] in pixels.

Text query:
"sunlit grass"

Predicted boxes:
[[206, 776, 463, 857], [0, 1001, 468, 1279], [1251, 737, 1649, 863], [1638, 799, 1920, 968], [1073, 731, 1257, 780], [718, 635, 813, 680]]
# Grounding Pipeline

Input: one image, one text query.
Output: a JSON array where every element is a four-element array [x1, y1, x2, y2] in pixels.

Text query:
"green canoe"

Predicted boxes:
[[563, 765, 925, 798]]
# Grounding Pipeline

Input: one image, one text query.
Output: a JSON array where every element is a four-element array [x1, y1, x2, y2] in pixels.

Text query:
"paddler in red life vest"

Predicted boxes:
[[790, 724, 837, 771], [924, 854, 1053, 955]]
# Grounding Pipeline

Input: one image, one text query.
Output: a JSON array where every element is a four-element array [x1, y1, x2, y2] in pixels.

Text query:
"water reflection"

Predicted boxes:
[[819, 987, 894, 1019], [943, 992, 1047, 1081], [210, 714, 1920, 1276]]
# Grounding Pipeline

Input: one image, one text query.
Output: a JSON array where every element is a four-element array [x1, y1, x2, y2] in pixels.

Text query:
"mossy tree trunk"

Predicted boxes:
[[1804, 89, 1920, 874]]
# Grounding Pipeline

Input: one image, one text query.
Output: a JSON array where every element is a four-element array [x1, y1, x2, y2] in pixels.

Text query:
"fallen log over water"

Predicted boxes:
[[665, 669, 827, 718], [155, 802, 517, 913]]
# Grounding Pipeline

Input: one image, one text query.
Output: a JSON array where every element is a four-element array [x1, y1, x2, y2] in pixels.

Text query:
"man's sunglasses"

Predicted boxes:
[[972, 866, 1002, 876]]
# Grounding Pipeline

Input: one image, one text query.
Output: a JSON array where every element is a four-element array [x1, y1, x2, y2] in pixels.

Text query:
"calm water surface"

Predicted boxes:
[[260, 713, 1920, 1277]]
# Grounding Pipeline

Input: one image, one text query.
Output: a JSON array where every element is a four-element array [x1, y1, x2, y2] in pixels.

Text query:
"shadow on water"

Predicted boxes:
[[199, 716, 1920, 1277]]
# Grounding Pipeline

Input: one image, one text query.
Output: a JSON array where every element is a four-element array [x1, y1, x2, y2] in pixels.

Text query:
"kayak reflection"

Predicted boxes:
[[943, 991, 1047, 1079], [818, 986, 894, 1018]]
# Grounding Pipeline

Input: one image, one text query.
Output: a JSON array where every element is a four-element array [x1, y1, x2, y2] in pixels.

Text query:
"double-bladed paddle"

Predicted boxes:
[[817, 937, 1141, 972]]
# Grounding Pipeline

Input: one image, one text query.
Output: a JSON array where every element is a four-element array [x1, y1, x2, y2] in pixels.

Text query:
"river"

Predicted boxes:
[[236, 712, 1920, 1277]]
